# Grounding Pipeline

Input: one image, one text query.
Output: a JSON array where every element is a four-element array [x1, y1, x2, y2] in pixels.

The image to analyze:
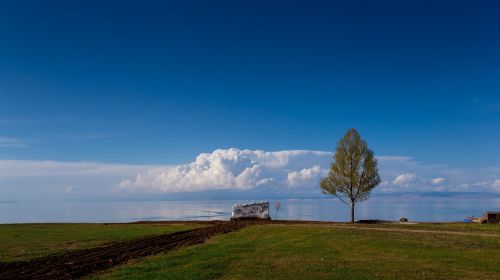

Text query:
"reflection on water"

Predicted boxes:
[[1, 196, 499, 223]]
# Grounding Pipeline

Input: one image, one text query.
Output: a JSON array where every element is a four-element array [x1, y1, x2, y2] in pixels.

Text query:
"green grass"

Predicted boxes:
[[93, 223, 500, 280], [2, 222, 498, 279], [0, 223, 199, 262]]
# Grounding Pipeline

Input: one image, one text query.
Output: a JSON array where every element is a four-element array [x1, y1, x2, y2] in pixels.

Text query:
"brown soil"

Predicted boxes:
[[0, 220, 255, 280]]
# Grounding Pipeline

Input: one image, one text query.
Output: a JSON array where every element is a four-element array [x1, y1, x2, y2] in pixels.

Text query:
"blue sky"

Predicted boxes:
[[0, 1, 499, 200]]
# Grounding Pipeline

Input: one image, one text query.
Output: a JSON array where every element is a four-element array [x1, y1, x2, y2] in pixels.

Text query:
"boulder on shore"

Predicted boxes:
[[399, 217, 408, 222], [231, 202, 270, 220]]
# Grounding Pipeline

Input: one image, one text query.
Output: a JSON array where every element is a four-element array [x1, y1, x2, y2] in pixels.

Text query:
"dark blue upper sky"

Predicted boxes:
[[1, 0, 499, 167]]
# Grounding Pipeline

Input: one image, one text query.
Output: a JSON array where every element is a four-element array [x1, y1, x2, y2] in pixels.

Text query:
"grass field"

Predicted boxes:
[[0, 223, 199, 262], [92, 223, 500, 280], [1, 222, 499, 279]]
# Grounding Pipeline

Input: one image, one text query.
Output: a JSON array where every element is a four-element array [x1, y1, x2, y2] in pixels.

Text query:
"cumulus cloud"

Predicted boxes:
[[118, 148, 500, 195], [1, 148, 500, 201], [392, 173, 417, 188], [287, 165, 323, 187], [119, 148, 330, 193]]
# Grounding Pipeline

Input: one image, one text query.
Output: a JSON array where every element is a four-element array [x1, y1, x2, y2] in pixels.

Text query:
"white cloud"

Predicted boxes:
[[431, 177, 446, 185], [118, 149, 500, 195], [0, 160, 150, 178], [1, 148, 499, 201], [287, 165, 323, 187], [0, 160, 152, 200], [392, 173, 417, 188], [119, 148, 330, 193]]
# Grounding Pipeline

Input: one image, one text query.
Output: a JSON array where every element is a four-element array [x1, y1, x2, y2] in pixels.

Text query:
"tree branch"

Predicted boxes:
[[334, 193, 348, 205]]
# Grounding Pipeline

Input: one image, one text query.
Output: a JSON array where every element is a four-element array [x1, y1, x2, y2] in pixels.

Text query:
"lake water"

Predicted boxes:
[[1, 196, 499, 223]]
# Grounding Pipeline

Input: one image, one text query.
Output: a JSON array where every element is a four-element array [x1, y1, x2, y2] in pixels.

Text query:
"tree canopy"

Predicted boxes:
[[320, 128, 381, 222]]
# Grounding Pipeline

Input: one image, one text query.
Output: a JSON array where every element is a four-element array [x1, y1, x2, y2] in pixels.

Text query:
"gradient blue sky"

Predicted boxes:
[[1, 0, 500, 166], [0, 1, 500, 200]]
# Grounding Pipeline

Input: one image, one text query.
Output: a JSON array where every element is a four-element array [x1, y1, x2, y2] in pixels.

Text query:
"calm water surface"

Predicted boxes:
[[1, 196, 499, 223]]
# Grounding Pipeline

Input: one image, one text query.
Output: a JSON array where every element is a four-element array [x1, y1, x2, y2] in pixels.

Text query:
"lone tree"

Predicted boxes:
[[320, 128, 381, 223]]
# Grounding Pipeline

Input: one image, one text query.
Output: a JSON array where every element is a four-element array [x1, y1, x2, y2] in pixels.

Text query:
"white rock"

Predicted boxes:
[[231, 202, 270, 219]]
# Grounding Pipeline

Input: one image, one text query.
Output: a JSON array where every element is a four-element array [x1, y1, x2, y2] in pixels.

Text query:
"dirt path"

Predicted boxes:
[[0, 220, 251, 280], [271, 222, 500, 238]]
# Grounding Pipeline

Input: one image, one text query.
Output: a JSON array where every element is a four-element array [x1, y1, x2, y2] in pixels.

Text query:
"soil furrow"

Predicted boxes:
[[0, 220, 251, 280]]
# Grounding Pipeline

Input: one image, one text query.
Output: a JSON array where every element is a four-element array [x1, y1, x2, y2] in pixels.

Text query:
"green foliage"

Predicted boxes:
[[320, 128, 381, 222]]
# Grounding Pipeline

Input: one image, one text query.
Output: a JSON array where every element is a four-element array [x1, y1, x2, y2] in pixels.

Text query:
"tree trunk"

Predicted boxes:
[[350, 202, 355, 223]]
